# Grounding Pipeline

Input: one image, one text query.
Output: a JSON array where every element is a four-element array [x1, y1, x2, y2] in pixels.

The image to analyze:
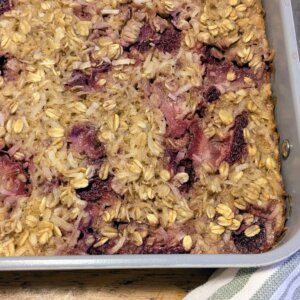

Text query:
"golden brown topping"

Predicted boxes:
[[0, 0, 284, 256]]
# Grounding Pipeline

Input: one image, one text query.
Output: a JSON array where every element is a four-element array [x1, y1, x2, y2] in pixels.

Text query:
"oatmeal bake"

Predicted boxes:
[[0, 0, 285, 256]]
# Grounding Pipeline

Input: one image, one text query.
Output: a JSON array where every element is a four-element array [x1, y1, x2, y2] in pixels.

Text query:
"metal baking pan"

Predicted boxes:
[[0, 0, 299, 270]]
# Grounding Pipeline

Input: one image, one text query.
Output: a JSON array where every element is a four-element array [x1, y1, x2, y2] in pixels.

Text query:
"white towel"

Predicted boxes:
[[184, 251, 300, 300]]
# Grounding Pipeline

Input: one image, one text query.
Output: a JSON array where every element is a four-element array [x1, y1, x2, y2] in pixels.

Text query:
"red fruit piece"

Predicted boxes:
[[225, 112, 248, 165], [233, 223, 266, 253], [0, 55, 7, 76], [66, 63, 111, 89], [133, 24, 159, 53], [177, 159, 196, 193], [156, 27, 181, 53], [0, 154, 30, 198], [0, 0, 12, 16], [76, 177, 112, 203], [203, 86, 221, 103], [68, 123, 105, 160]]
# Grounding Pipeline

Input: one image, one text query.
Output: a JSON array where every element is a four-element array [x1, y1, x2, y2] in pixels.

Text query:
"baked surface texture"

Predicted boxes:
[[0, 0, 285, 255]]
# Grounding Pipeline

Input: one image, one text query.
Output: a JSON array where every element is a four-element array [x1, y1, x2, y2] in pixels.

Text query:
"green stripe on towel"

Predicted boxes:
[[208, 268, 257, 300], [251, 252, 300, 300]]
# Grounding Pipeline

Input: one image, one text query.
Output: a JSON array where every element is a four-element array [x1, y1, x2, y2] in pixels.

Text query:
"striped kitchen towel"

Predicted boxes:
[[184, 250, 300, 300]]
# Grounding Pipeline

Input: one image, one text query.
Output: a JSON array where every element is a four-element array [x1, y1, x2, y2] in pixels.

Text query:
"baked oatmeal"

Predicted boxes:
[[0, 0, 285, 255]]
